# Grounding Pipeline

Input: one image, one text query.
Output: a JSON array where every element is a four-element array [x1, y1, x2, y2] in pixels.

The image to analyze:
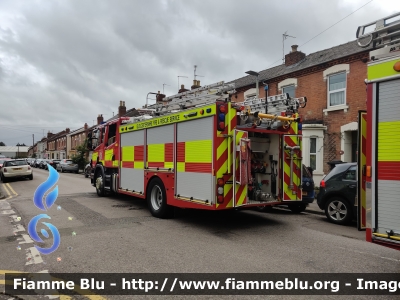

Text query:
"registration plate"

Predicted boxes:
[[302, 191, 308, 196], [14, 168, 22, 171]]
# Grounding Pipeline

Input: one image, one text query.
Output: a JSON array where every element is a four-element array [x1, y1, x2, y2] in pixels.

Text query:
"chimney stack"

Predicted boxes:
[[66, 128, 70, 133], [47, 131, 54, 138], [191, 80, 201, 90], [285, 45, 305, 66], [118, 101, 127, 117], [179, 84, 189, 93], [97, 114, 104, 125], [84, 123, 88, 130], [156, 91, 166, 103]]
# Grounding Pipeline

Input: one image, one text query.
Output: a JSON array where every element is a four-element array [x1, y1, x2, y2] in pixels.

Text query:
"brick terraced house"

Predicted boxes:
[[230, 40, 373, 184]]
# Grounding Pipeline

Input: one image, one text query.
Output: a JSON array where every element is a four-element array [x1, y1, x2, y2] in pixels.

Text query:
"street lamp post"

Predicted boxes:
[[146, 92, 159, 108], [245, 70, 260, 99]]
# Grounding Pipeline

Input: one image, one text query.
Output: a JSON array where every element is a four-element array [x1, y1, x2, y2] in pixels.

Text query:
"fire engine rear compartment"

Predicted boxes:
[[118, 111, 302, 209]]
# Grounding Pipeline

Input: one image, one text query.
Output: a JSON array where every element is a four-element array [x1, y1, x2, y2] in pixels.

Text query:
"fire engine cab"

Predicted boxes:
[[88, 81, 307, 218], [356, 12, 400, 250]]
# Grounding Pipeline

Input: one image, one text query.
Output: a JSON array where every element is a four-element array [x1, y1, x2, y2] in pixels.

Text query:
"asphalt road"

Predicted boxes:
[[1, 167, 399, 299]]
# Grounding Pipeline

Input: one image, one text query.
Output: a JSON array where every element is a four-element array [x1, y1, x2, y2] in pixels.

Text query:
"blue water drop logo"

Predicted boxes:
[[27, 165, 61, 255]]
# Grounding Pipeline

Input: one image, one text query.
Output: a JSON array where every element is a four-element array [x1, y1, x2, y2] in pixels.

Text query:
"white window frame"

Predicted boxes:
[[327, 72, 346, 107], [323, 64, 350, 115], [282, 84, 296, 98], [309, 136, 317, 171]]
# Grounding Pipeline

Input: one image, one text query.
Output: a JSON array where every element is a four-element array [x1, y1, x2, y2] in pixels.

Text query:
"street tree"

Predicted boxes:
[[71, 139, 89, 171]]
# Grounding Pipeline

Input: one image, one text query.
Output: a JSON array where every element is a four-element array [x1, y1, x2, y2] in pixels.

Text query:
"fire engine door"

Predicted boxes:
[[282, 135, 302, 201], [234, 130, 250, 207], [357, 110, 367, 230]]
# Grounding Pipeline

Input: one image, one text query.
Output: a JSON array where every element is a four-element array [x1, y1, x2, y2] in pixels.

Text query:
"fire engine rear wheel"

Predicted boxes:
[[95, 173, 105, 197], [147, 177, 173, 219], [325, 197, 352, 225]]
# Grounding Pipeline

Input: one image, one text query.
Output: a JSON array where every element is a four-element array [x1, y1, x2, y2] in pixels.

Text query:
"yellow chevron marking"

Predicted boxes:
[[217, 139, 227, 160]]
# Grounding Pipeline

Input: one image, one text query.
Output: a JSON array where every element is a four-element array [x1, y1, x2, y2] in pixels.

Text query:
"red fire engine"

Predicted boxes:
[[88, 81, 307, 218], [356, 12, 400, 249]]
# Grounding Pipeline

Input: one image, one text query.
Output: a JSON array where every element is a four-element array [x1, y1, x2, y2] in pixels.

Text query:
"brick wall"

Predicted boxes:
[[233, 56, 368, 174]]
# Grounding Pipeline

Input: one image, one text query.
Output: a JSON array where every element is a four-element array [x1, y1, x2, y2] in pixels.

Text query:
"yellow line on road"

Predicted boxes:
[[2, 184, 11, 197], [6, 183, 18, 196]]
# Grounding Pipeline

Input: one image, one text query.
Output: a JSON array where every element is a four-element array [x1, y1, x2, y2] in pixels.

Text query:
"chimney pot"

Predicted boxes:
[[291, 45, 298, 52], [118, 101, 127, 117]]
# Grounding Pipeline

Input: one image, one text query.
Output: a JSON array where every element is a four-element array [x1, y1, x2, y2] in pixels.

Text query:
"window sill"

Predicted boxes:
[[323, 104, 349, 115]]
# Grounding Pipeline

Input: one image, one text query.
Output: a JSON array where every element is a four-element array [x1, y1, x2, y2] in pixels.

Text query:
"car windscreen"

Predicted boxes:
[[66, 160, 73, 164], [324, 164, 355, 182], [5, 160, 28, 166]]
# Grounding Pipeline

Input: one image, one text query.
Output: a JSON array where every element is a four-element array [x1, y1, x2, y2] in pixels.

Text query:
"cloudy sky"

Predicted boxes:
[[0, 0, 399, 146]]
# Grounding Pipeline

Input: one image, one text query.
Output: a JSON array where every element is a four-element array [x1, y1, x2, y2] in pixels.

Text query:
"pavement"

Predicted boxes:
[[305, 201, 324, 215]]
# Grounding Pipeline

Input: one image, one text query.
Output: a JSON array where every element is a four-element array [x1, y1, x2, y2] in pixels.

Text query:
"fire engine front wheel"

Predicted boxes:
[[95, 173, 105, 197], [147, 178, 173, 219]]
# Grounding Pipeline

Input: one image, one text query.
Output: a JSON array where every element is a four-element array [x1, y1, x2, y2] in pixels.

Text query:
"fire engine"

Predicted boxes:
[[356, 12, 400, 249], [88, 81, 307, 218]]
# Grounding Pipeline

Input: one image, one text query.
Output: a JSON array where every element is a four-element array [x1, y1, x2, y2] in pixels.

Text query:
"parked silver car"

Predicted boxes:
[[56, 159, 79, 173]]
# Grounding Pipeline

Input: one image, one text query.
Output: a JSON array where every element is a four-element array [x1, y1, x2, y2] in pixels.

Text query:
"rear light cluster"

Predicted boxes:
[[320, 179, 325, 188], [28, 166, 31, 170], [3, 168, 7, 172], [217, 178, 224, 203], [217, 104, 226, 131]]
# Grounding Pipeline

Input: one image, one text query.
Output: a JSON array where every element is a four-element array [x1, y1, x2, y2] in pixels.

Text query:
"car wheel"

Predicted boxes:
[[75, 170, 79, 174], [325, 197, 352, 225], [95, 172, 105, 197], [288, 203, 307, 213], [1, 174, 7, 183], [61, 167, 64, 173], [147, 177, 173, 218], [29, 174, 33, 180]]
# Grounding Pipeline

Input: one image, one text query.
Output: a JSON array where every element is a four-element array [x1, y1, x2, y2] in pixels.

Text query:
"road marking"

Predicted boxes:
[[2, 184, 11, 200], [6, 184, 18, 196], [18, 234, 34, 244], [12, 224, 25, 232], [25, 247, 44, 265], [0, 210, 16, 214]]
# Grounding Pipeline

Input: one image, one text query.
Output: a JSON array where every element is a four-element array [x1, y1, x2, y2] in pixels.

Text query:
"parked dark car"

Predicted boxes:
[[39, 159, 50, 169], [44, 159, 60, 170], [56, 159, 79, 173], [33, 159, 43, 168], [317, 162, 357, 225], [258, 164, 315, 213]]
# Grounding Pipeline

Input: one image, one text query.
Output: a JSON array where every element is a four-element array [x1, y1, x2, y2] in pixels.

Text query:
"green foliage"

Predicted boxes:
[[32, 153, 37, 158], [71, 139, 89, 170], [0, 142, 5, 146]]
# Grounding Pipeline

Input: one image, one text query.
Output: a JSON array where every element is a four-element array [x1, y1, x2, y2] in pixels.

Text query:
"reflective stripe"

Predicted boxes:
[[185, 140, 212, 163], [378, 121, 400, 161], [368, 58, 400, 81], [122, 146, 134, 161]]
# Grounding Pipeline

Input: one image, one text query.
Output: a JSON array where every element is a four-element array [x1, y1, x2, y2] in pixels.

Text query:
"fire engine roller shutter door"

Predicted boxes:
[[377, 79, 400, 234], [177, 117, 213, 202], [147, 124, 174, 169], [120, 130, 144, 192]]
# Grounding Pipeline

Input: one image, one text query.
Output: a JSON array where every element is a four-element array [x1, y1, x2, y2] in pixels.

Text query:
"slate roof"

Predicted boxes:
[[230, 40, 373, 89], [104, 107, 140, 123]]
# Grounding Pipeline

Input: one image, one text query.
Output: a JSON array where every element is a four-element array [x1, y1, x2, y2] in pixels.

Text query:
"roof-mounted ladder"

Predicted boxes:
[[356, 12, 400, 60], [146, 81, 236, 115]]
